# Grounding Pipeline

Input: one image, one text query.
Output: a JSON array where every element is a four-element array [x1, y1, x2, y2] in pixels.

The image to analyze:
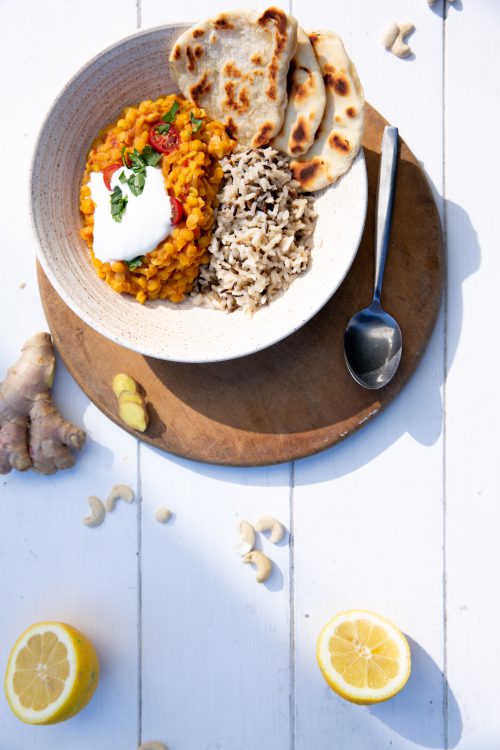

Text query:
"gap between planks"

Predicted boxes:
[[442, 2, 449, 748]]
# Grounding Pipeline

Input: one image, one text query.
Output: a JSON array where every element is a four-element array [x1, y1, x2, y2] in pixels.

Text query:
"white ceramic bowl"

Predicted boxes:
[[31, 25, 367, 363]]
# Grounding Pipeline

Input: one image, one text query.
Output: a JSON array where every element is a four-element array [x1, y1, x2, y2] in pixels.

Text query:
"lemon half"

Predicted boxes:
[[317, 610, 411, 704], [4, 621, 99, 724]]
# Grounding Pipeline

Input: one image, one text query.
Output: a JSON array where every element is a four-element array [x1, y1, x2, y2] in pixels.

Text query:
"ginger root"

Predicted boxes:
[[112, 373, 149, 433], [0, 333, 86, 474]]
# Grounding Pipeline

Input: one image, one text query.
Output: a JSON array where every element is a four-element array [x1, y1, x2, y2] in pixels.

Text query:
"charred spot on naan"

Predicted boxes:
[[214, 13, 234, 30], [250, 53, 264, 66], [346, 107, 357, 118], [329, 132, 351, 153], [291, 71, 315, 103], [226, 118, 238, 138], [223, 62, 242, 78], [257, 7, 291, 102], [253, 121, 275, 148], [223, 82, 251, 114], [266, 59, 279, 101], [172, 45, 181, 60], [186, 46, 197, 73], [189, 73, 212, 104], [289, 117, 310, 155], [292, 158, 323, 188], [192, 28, 205, 38], [323, 65, 350, 96]]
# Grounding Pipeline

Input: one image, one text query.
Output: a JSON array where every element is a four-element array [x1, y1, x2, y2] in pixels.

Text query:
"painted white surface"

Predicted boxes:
[[0, 1, 497, 749]]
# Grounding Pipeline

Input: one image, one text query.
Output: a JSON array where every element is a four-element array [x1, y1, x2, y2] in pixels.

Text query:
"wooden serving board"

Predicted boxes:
[[38, 104, 443, 466]]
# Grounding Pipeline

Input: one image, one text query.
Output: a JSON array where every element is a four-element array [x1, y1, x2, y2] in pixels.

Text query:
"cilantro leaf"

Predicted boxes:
[[121, 146, 130, 168], [110, 186, 128, 222], [127, 171, 146, 196], [162, 101, 179, 124], [157, 123, 171, 135], [126, 256, 144, 270], [190, 112, 203, 132], [141, 145, 162, 166], [129, 149, 146, 174], [119, 171, 127, 183]]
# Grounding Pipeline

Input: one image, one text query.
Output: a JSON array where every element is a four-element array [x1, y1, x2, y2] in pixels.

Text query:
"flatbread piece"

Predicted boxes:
[[169, 8, 298, 149], [290, 31, 365, 192], [272, 26, 326, 157]]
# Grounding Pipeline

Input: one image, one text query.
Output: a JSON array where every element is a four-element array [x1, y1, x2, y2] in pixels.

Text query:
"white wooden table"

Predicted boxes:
[[0, 1, 497, 748]]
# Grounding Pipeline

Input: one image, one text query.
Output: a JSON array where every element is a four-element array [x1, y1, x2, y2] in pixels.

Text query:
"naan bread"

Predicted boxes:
[[169, 8, 298, 149], [272, 27, 326, 157], [290, 31, 365, 192]]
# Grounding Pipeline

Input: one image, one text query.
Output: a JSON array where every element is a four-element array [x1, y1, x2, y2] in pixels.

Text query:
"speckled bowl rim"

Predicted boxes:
[[30, 24, 368, 363]]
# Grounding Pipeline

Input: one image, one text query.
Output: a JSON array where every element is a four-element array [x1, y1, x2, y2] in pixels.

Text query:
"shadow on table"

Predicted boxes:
[[144, 164, 480, 484], [370, 636, 462, 748]]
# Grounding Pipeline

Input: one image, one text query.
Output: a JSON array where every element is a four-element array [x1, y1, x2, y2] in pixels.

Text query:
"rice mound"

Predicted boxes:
[[191, 148, 317, 314]]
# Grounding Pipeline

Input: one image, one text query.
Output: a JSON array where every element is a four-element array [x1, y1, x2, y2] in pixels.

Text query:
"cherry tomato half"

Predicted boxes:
[[170, 196, 184, 225], [103, 163, 122, 191], [149, 123, 180, 154]]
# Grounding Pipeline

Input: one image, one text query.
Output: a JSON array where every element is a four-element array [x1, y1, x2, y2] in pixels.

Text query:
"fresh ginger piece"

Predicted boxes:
[[118, 390, 142, 406], [112, 373, 138, 397], [0, 333, 85, 475], [118, 395, 149, 432], [113, 373, 149, 432]]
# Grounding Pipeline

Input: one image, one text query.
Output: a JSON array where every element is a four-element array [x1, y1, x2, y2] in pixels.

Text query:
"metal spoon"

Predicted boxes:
[[344, 125, 402, 389]]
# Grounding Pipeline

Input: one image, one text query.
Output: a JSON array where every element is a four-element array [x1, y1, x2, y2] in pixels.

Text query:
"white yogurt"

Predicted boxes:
[[88, 166, 173, 263]]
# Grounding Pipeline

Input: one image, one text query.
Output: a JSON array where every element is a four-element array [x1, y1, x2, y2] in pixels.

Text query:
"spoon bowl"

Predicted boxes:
[[344, 301, 402, 389]]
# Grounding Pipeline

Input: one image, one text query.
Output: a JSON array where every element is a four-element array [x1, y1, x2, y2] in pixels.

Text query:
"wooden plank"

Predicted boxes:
[[139, 449, 292, 749], [445, 1, 500, 747], [0, 2, 140, 749], [290, 1, 446, 747], [138, 4, 294, 747]]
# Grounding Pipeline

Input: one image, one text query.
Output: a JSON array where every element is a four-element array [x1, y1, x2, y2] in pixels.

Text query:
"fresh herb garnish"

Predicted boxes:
[[141, 145, 162, 166], [120, 149, 148, 197], [126, 256, 143, 270], [162, 101, 179, 124], [110, 146, 162, 219], [190, 112, 203, 132], [157, 122, 171, 135], [110, 186, 128, 222]]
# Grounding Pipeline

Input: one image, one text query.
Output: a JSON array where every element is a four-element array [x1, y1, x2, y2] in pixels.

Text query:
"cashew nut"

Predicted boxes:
[[138, 742, 167, 750], [155, 506, 172, 523], [83, 496, 105, 527], [235, 519, 256, 556], [105, 484, 134, 512], [382, 21, 415, 59], [255, 516, 285, 544], [382, 21, 399, 49], [243, 550, 273, 583]]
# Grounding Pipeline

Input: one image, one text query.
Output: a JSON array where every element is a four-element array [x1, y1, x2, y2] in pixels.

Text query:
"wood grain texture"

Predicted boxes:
[[38, 103, 443, 467]]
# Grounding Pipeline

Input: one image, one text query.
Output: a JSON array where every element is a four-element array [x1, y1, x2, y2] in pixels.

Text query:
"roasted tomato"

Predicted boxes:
[[149, 123, 180, 154], [103, 163, 122, 191], [170, 196, 184, 225]]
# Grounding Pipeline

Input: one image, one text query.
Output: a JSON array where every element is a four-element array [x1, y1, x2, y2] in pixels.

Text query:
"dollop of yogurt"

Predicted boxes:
[[88, 166, 173, 263]]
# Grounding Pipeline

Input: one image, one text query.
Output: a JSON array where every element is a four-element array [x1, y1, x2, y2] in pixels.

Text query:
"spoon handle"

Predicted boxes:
[[373, 126, 399, 303]]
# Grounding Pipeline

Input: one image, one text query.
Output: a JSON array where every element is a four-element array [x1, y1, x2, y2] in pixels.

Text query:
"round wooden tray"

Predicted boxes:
[[38, 104, 443, 466]]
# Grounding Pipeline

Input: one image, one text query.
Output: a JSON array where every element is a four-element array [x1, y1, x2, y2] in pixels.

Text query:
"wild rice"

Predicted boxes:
[[191, 147, 317, 314]]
